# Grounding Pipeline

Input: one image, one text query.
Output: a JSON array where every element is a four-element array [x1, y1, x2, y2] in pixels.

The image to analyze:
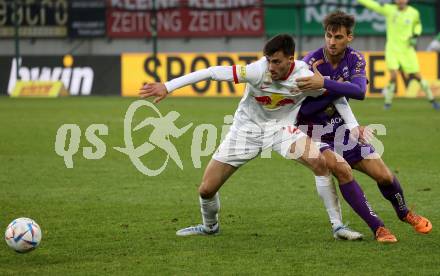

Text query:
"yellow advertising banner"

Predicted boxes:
[[122, 53, 262, 97], [121, 52, 439, 97], [11, 81, 69, 98]]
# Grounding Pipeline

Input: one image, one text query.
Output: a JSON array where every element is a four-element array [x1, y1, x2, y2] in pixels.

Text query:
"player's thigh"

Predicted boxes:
[[353, 153, 394, 184], [212, 125, 261, 168], [199, 159, 238, 198], [385, 50, 400, 71], [400, 49, 420, 74], [389, 69, 399, 81], [321, 148, 353, 184], [286, 135, 327, 175], [275, 129, 319, 160], [204, 127, 259, 197]]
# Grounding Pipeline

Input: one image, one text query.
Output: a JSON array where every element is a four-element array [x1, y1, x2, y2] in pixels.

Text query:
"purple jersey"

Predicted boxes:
[[297, 47, 372, 166], [297, 46, 367, 143]]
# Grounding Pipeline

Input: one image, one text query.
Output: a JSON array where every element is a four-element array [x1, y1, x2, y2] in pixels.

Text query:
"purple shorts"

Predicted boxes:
[[319, 141, 375, 167]]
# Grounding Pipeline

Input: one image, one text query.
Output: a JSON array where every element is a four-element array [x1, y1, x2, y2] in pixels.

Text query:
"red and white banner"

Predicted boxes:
[[106, 0, 264, 38]]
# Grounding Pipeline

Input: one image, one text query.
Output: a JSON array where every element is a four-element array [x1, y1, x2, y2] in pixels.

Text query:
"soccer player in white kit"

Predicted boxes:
[[139, 35, 362, 239]]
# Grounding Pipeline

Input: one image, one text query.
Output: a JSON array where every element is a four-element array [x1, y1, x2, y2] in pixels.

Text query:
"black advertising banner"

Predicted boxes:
[[0, 56, 121, 96], [0, 0, 68, 38], [68, 0, 106, 37]]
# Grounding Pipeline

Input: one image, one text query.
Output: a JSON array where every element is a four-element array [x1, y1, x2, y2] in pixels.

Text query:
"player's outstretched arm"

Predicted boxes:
[[139, 62, 263, 102], [323, 77, 367, 100], [297, 60, 367, 100], [357, 0, 390, 16], [139, 68, 215, 103]]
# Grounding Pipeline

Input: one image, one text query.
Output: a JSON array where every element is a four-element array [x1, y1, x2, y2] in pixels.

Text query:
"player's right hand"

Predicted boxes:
[[357, 125, 374, 145], [296, 60, 325, 91], [139, 83, 168, 103]]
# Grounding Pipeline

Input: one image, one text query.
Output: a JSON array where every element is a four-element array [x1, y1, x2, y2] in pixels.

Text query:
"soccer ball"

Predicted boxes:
[[4, 218, 42, 253]]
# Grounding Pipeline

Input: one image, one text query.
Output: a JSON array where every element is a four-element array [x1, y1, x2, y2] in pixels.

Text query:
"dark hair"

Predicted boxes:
[[323, 11, 355, 35], [263, 34, 295, 57]]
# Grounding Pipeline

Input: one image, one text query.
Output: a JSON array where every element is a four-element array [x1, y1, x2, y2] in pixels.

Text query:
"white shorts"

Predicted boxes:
[[212, 123, 307, 167]]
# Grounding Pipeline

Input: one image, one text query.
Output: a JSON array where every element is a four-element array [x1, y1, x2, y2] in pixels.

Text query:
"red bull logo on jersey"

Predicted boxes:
[[254, 94, 295, 110], [285, 126, 301, 135]]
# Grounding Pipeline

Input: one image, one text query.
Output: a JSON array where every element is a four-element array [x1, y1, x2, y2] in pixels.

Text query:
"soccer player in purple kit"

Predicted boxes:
[[296, 11, 432, 243]]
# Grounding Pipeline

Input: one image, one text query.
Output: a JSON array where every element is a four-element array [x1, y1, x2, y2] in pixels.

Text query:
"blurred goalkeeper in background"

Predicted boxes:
[[358, 0, 439, 110]]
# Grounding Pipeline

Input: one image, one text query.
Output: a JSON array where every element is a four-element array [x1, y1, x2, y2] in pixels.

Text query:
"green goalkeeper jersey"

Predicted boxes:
[[358, 0, 422, 52]]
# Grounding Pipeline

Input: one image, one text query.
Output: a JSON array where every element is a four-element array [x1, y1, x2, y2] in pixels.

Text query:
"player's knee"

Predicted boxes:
[[198, 181, 218, 199], [389, 73, 397, 83], [332, 162, 353, 184], [198, 185, 215, 199], [308, 154, 328, 175], [375, 170, 394, 185], [408, 74, 420, 82]]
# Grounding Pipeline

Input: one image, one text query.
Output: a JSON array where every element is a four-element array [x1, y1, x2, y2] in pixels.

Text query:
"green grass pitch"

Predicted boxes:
[[0, 97, 439, 275]]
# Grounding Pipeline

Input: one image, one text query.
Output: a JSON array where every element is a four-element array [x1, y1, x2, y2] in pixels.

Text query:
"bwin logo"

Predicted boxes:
[[7, 55, 94, 96]]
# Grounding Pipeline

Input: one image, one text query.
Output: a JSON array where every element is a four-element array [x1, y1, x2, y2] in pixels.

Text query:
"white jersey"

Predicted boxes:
[[164, 57, 358, 166], [164, 57, 358, 133], [231, 57, 323, 130]]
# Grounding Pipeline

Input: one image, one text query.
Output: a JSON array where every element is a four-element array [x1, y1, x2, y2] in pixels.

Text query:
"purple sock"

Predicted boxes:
[[339, 180, 384, 233], [377, 176, 409, 220]]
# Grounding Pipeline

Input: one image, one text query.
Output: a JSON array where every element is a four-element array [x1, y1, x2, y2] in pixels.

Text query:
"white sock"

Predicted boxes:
[[384, 83, 395, 105], [199, 193, 220, 230], [315, 175, 343, 229], [421, 79, 434, 101]]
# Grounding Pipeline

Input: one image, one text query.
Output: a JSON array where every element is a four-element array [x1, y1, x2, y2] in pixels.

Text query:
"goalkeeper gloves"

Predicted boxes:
[[409, 35, 418, 48]]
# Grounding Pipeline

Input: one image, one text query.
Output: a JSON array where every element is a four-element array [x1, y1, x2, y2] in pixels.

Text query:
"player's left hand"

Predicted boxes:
[[353, 125, 374, 145], [409, 36, 418, 48], [296, 60, 325, 91]]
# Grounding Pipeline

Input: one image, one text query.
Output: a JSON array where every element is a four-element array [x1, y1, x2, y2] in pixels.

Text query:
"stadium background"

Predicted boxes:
[[1, 1, 440, 275], [1, 0, 440, 98]]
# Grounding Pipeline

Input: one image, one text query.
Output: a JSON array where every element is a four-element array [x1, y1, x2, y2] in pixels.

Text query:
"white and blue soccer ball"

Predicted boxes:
[[4, 218, 42, 253]]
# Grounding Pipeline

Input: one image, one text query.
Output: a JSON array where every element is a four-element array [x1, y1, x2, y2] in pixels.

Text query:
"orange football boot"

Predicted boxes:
[[404, 211, 432, 234], [375, 226, 398, 243]]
